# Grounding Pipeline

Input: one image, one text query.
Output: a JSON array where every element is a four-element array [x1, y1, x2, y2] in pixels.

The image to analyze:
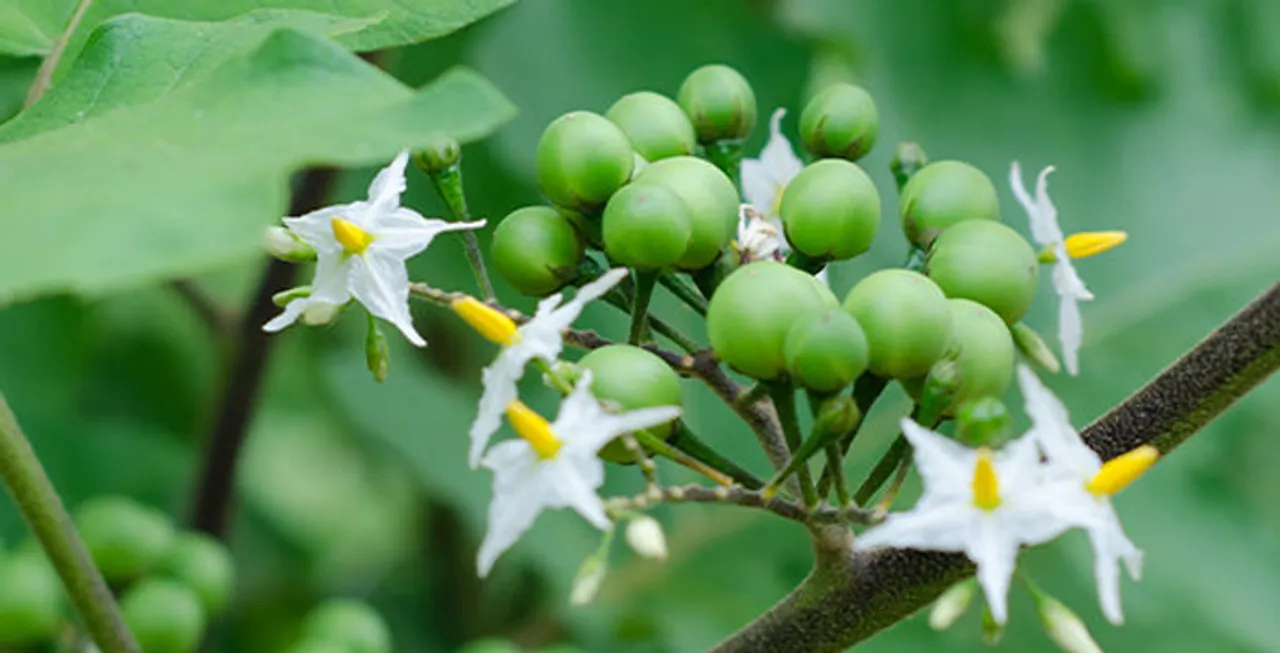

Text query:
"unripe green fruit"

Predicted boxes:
[[122, 579, 206, 653], [956, 396, 1013, 447], [411, 133, 460, 174], [926, 220, 1039, 324], [0, 551, 63, 646], [303, 600, 391, 653], [535, 111, 634, 212], [606, 92, 697, 162], [602, 183, 692, 271], [708, 262, 839, 381], [784, 309, 869, 393], [634, 156, 739, 269], [75, 496, 176, 583], [799, 83, 879, 161], [577, 345, 682, 463], [161, 533, 235, 615], [900, 160, 999, 248], [677, 64, 758, 143], [842, 269, 952, 379], [285, 639, 351, 653], [491, 206, 584, 296], [944, 299, 1016, 409], [779, 159, 881, 260]]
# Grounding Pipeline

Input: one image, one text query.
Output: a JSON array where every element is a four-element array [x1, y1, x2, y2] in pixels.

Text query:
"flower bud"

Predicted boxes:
[[1011, 322, 1062, 374], [813, 395, 861, 438], [624, 516, 668, 561], [536, 111, 635, 213], [799, 82, 879, 161], [265, 226, 316, 262], [302, 301, 340, 326], [842, 269, 952, 379], [272, 286, 312, 308], [677, 64, 758, 143], [606, 91, 697, 162], [602, 183, 693, 271], [570, 555, 607, 606], [900, 160, 999, 249], [927, 220, 1040, 325], [411, 133, 461, 174], [779, 159, 881, 261], [491, 206, 584, 297], [890, 141, 930, 191], [918, 358, 961, 423], [981, 605, 1005, 645], [928, 578, 976, 630], [1039, 596, 1103, 653], [956, 397, 1012, 448], [365, 320, 389, 383]]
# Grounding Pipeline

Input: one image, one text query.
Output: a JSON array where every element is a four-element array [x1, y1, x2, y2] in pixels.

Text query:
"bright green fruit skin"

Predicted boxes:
[[779, 159, 881, 260], [161, 533, 234, 615], [677, 64, 758, 142], [602, 183, 693, 271], [579, 345, 682, 462], [943, 299, 1016, 409], [784, 309, 869, 393], [606, 91, 697, 162], [535, 111, 635, 212], [900, 160, 999, 248], [634, 156, 739, 269], [843, 269, 952, 379], [303, 600, 391, 653], [75, 496, 176, 583], [122, 579, 206, 653], [926, 219, 1039, 324], [491, 206, 584, 296], [708, 262, 840, 381], [799, 83, 879, 161], [0, 551, 62, 646]]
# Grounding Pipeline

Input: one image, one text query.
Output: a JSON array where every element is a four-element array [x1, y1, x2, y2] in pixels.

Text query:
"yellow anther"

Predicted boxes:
[[971, 449, 1001, 511], [1086, 445, 1158, 496], [331, 217, 374, 255], [505, 401, 562, 459], [1064, 231, 1128, 260], [451, 297, 520, 345]]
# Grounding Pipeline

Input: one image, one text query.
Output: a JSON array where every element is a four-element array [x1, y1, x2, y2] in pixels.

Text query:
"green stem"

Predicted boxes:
[[852, 435, 909, 506], [736, 381, 770, 408], [430, 165, 496, 301], [658, 273, 708, 316], [635, 431, 733, 486], [767, 383, 819, 510], [704, 140, 745, 192], [817, 374, 888, 495], [0, 396, 140, 653], [600, 286, 699, 354], [824, 442, 851, 508], [627, 270, 659, 345], [668, 422, 763, 489]]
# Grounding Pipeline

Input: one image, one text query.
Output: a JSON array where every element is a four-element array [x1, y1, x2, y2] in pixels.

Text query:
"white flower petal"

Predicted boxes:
[[549, 458, 611, 530], [854, 502, 974, 552], [1009, 162, 1063, 247], [899, 418, 975, 492], [469, 352, 528, 468], [758, 108, 804, 187], [366, 150, 410, 215], [1058, 290, 1083, 376], [966, 518, 1021, 625], [348, 254, 424, 347], [740, 158, 774, 216], [1017, 365, 1100, 474], [263, 298, 310, 332], [477, 444, 546, 577], [371, 210, 485, 259], [282, 203, 360, 252]]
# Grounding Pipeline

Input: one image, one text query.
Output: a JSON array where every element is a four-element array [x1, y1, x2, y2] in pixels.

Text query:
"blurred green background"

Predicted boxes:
[[2, 0, 1280, 651]]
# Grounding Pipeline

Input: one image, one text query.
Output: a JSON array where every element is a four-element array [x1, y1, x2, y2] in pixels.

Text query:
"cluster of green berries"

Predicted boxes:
[[283, 600, 392, 653]]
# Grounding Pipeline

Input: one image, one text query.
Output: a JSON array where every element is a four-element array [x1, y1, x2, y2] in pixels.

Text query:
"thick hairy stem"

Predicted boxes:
[[713, 279, 1280, 652]]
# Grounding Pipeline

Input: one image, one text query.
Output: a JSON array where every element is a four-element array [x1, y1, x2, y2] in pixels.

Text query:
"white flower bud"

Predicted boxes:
[[625, 516, 668, 561], [928, 579, 975, 631], [569, 555, 607, 606], [302, 301, 340, 326], [1040, 596, 1103, 653], [264, 226, 316, 262]]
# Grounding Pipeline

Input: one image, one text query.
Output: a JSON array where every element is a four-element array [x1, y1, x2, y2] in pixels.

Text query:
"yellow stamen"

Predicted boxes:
[[451, 297, 520, 345], [1064, 231, 1128, 260], [971, 449, 1001, 511], [1086, 445, 1159, 496], [331, 217, 374, 255], [505, 401, 562, 458]]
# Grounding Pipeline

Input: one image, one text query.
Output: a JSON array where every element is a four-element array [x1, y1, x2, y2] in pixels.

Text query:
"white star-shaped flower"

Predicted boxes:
[[855, 419, 1079, 624], [1017, 365, 1152, 624], [457, 268, 629, 468], [264, 151, 484, 345], [477, 372, 681, 577], [742, 108, 804, 224], [1009, 162, 1091, 375]]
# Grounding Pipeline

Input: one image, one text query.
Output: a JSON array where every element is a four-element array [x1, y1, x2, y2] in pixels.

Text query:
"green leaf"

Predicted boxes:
[[0, 17, 515, 304]]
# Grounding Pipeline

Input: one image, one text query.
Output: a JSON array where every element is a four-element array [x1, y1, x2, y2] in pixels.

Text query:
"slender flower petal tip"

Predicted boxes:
[[625, 516, 668, 561], [741, 108, 803, 219]]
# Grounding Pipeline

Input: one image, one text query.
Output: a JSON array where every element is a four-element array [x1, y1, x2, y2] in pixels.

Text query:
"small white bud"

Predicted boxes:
[[302, 301, 340, 326], [928, 579, 976, 631], [1040, 596, 1103, 653], [624, 516, 668, 561], [264, 226, 316, 262], [569, 555, 607, 606]]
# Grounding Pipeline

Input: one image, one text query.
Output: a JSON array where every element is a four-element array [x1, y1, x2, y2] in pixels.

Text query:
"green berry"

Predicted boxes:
[[578, 345, 683, 463], [944, 299, 1016, 409], [602, 183, 692, 271], [633, 156, 739, 269], [842, 269, 952, 379], [303, 600, 391, 653], [491, 206, 584, 296], [410, 133, 460, 174], [799, 83, 879, 161], [707, 262, 839, 381], [926, 220, 1039, 324], [0, 550, 63, 646], [779, 159, 881, 260], [535, 111, 634, 212], [161, 533, 234, 615], [900, 160, 1000, 249], [784, 309, 869, 393], [284, 639, 351, 653], [677, 64, 758, 143], [122, 578, 206, 653], [956, 397, 1013, 447], [606, 92, 697, 162], [75, 496, 176, 583]]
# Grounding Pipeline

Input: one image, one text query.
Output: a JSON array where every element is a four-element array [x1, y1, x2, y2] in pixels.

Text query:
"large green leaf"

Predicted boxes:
[[0, 17, 515, 304]]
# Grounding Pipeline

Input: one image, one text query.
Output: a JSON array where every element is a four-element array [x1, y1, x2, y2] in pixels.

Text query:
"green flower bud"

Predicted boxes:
[[927, 220, 1039, 324], [0, 550, 63, 646], [799, 83, 879, 161], [944, 299, 1016, 409], [606, 91, 697, 162], [633, 156, 739, 269], [900, 160, 1000, 249], [410, 133, 461, 174], [783, 309, 869, 393], [890, 142, 930, 191], [813, 395, 861, 437], [1011, 322, 1061, 374], [122, 578, 207, 653], [842, 269, 952, 379], [956, 397, 1012, 447], [535, 111, 635, 212], [602, 183, 693, 271], [708, 262, 839, 381], [365, 320, 389, 383], [578, 345, 682, 463], [303, 600, 391, 653], [161, 533, 235, 616], [265, 226, 316, 262], [75, 496, 176, 583], [491, 206, 584, 296], [677, 64, 758, 143], [913, 358, 961, 423], [779, 159, 881, 261]]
